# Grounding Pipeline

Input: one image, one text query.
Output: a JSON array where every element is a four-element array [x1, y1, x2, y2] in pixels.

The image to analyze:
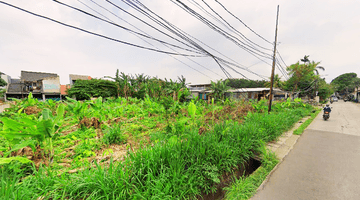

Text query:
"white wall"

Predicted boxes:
[[42, 76, 60, 93]]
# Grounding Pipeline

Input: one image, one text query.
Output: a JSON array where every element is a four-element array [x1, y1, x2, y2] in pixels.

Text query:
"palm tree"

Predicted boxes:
[[265, 74, 283, 89], [210, 79, 230, 100]]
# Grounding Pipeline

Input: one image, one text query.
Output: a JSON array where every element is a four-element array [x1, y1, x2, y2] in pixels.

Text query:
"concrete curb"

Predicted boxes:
[[254, 115, 313, 192]]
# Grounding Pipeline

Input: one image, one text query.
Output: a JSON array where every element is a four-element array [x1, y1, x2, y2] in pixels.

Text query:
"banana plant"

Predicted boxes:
[[0, 104, 65, 163]]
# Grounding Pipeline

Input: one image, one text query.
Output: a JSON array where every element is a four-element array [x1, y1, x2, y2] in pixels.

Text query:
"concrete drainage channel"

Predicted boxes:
[[199, 157, 262, 200]]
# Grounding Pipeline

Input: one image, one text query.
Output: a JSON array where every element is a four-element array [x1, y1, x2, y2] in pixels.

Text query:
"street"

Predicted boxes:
[[252, 100, 360, 200]]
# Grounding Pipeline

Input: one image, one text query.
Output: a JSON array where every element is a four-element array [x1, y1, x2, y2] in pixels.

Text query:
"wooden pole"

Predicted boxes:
[[268, 5, 280, 113]]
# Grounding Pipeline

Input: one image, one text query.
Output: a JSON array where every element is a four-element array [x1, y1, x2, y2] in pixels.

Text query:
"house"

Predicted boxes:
[[197, 87, 287, 101], [188, 83, 211, 99], [60, 84, 71, 99], [69, 74, 92, 86], [5, 71, 61, 101]]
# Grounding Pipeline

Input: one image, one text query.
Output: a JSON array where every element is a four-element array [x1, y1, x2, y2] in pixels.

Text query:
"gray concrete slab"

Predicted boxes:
[[252, 101, 360, 200]]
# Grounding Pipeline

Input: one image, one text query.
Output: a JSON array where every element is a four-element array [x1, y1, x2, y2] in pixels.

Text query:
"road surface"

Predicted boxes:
[[252, 100, 360, 200]]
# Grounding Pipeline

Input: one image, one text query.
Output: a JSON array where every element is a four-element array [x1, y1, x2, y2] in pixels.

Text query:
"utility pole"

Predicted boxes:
[[268, 5, 280, 113]]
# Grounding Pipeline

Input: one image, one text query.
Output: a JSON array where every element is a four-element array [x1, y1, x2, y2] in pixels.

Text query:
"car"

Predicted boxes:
[[333, 97, 338, 102]]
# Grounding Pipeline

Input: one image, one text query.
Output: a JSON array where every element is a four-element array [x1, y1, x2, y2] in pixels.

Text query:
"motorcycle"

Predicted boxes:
[[323, 111, 330, 120]]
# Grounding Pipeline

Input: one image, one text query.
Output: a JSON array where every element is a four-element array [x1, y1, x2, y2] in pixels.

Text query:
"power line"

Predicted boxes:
[[86, 0, 224, 79], [0, 1, 205, 57]]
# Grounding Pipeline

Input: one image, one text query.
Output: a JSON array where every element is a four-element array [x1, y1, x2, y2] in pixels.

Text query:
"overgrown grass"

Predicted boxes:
[[293, 108, 321, 135], [224, 145, 279, 200]]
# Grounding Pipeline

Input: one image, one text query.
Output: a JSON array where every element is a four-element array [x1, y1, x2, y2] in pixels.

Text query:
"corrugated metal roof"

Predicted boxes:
[[21, 71, 58, 82], [228, 88, 282, 92]]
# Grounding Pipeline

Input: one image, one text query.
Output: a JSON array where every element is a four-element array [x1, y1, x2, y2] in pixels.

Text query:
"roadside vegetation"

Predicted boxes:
[[0, 91, 314, 199], [0, 69, 321, 199]]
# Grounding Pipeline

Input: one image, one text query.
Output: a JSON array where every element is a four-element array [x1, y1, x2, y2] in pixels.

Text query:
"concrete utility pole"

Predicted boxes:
[[268, 5, 280, 113]]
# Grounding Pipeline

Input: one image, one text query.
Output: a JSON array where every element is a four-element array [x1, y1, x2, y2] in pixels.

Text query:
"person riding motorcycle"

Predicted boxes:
[[323, 104, 332, 113]]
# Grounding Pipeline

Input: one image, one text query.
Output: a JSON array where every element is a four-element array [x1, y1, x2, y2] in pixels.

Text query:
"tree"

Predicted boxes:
[[331, 73, 358, 95], [265, 74, 284, 89], [210, 79, 230, 100], [284, 56, 325, 98], [225, 78, 267, 88], [0, 72, 7, 87], [67, 79, 118, 100]]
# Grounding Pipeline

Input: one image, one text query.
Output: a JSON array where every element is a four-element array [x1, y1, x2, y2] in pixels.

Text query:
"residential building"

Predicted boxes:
[[69, 74, 92, 86], [5, 71, 61, 100]]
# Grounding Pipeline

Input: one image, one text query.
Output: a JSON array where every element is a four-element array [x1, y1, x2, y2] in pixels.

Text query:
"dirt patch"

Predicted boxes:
[[79, 117, 102, 129], [24, 106, 42, 115]]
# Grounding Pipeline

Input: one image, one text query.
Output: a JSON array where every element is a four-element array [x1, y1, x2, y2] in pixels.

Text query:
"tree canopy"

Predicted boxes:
[[225, 78, 267, 88], [331, 73, 360, 94]]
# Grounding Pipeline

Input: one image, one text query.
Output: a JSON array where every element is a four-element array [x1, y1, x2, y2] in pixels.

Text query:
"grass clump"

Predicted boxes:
[[103, 124, 128, 145], [224, 145, 279, 200], [293, 108, 321, 135]]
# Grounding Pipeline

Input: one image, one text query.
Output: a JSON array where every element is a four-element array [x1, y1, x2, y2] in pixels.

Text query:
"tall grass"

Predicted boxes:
[[1, 103, 313, 199]]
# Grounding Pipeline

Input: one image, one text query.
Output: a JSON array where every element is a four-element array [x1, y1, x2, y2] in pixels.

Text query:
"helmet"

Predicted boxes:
[[326, 104, 329, 107]]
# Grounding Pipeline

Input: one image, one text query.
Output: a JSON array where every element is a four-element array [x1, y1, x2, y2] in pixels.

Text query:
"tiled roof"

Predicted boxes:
[[21, 71, 58, 82]]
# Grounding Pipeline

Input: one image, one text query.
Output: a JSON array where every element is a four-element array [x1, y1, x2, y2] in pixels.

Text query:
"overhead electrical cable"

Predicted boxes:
[[79, 0, 219, 79], [121, 0, 272, 80], [52, 0, 204, 55], [214, 0, 273, 44], [0, 1, 204, 57], [187, 0, 273, 52], [170, 0, 273, 59]]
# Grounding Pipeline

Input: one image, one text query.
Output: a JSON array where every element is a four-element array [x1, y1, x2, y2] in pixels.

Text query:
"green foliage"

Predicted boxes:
[[67, 79, 118, 100], [331, 72, 359, 94], [0, 75, 6, 87], [188, 102, 197, 118], [210, 79, 230, 100], [224, 145, 279, 200], [226, 78, 267, 88], [0, 89, 316, 199], [103, 124, 127, 145], [293, 108, 321, 135], [0, 89, 5, 98]]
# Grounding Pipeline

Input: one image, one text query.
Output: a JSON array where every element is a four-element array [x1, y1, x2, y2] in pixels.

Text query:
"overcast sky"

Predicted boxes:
[[1, 0, 359, 85]]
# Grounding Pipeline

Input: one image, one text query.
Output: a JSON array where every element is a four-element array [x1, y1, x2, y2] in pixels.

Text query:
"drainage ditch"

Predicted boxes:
[[199, 157, 262, 200]]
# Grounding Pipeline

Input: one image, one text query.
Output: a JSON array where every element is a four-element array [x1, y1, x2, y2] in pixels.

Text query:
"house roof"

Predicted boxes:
[[228, 88, 283, 93], [199, 88, 284, 93], [188, 83, 211, 87], [21, 71, 58, 82], [11, 79, 21, 84], [69, 74, 92, 81], [6, 83, 23, 93]]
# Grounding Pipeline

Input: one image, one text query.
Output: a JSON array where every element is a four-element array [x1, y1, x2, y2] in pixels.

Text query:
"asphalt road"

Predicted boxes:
[[252, 100, 360, 200]]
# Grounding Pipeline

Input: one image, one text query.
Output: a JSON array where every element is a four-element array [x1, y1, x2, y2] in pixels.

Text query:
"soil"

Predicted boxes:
[[79, 117, 102, 129], [24, 106, 42, 115]]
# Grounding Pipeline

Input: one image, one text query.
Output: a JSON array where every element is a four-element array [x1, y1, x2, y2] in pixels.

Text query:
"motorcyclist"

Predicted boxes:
[[323, 104, 331, 113]]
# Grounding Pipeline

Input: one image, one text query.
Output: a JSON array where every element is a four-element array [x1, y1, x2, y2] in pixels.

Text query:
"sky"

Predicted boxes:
[[1, 0, 359, 85]]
